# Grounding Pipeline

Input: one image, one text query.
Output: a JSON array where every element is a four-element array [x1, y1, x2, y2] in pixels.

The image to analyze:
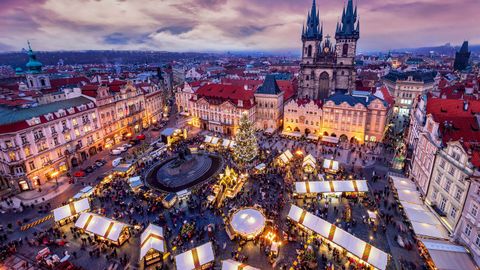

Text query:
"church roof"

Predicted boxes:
[[256, 75, 282, 95], [383, 70, 436, 83], [326, 92, 387, 107]]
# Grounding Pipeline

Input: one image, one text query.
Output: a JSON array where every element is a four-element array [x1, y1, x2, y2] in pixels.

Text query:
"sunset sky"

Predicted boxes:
[[0, 0, 478, 53]]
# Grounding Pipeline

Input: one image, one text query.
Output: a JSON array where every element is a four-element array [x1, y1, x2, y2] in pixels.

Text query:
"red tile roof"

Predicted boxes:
[[195, 83, 255, 109], [50, 77, 89, 89]]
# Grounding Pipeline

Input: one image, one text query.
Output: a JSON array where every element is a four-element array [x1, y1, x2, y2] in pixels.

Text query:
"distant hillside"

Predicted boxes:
[[0, 50, 215, 68], [391, 44, 480, 56]]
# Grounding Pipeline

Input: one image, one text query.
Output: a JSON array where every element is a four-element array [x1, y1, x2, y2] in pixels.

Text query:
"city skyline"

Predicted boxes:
[[1, 0, 479, 53]]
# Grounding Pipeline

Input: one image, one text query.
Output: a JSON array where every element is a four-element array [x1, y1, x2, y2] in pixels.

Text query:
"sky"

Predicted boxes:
[[0, 0, 479, 53]]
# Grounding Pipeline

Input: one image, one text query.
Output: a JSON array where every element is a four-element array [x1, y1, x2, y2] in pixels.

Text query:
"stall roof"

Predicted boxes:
[[113, 163, 133, 173], [230, 208, 266, 237], [255, 163, 266, 171], [307, 134, 319, 140], [204, 135, 213, 143], [421, 239, 477, 270], [221, 259, 260, 270], [278, 149, 294, 164], [396, 189, 423, 205], [288, 205, 389, 270], [129, 177, 143, 189], [295, 180, 368, 194], [322, 136, 339, 144], [390, 176, 417, 191], [75, 213, 128, 242], [175, 242, 214, 270], [211, 136, 220, 145], [53, 198, 90, 222], [73, 185, 94, 200], [222, 139, 231, 148], [140, 224, 165, 260], [281, 131, 302, 138], [323, 159, 339, 171]]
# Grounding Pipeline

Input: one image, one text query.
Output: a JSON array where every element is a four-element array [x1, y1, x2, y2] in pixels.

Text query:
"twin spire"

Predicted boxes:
[[302, 0, 360, 40]]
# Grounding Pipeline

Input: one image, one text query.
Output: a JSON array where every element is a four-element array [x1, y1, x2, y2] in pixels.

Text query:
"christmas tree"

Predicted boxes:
[[233, 112, 258, 166]]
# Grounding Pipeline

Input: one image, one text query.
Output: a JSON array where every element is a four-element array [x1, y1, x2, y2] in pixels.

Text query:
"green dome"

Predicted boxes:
[[26, 59, 42, 68]]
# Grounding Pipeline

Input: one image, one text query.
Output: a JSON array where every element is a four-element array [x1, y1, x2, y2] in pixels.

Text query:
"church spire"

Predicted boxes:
[[336, 0, 359, 40], [302, 0, 322, 40], [25, 41, 43, 74]]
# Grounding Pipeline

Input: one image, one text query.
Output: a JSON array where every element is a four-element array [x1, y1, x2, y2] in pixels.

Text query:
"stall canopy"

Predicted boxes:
[[288, 205, 389, 270], [113, 163, 133, 173], [222, 139, 231, 148], [75, 213, 129, 242], [53, 198, 90, 222], [229, 141, 236, 148], [204, 135, 213, 144], [140, 224, 166, 260], [230, 208, 266, 238], [254, 163, 266, 171], [278, 150, 294, 164], [295, 180, 368, 194], [73, 186, 94, 200], [322, 136, 339, 144], [421, 239, 477, 270], [323, 159, 339, 171], [221, 259, 260, 270], [302, 154, 317, 168], [391, 176, 449, 240], [307, 134, 319, 141], [211, 136, 220, 146], [281, 131, 302, 138], [129, 176, 143, 189], [175, 242, 215, 270]]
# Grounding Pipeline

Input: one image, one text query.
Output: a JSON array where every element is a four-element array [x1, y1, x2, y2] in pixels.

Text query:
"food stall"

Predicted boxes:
[[175, 242, 215, 270], [322, 159, 339, 174], [128, 176, 143, 190], [228, 207, 266, 240], [53, 198, 90, 226], [140, 224, 166, 267], [74, 213, 130, 246], [71, 185, 95, 201], [287, 204, 389, 270], [302, 154, 317, 173], [254, 163, 266, 174], [294, 180, 369, 197], [221, 259, 260, 270], [161, 128, 187, 146]]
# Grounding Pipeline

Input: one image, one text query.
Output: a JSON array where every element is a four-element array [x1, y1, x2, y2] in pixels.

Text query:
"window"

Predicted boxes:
[[50, 126, 56, 134], [454, 188, 463, 201], [444, 180, 452, 192], [431, 189, 438, 200], [465, 224, 472, 236], [21, 136, 27, 144], [435, 173, 442, 184], [448, 166, 455, 176], [439, 159, 446, 169], [450, 207, 457, 218], [439, 197, 447, 211], [34, 130, 44, 140], [24, 147, 30, 157], [471, 204, 478, 217], [476, 234, 480, 248], [53, 137, 59, 146], [28, 161, 35, 171], [342, 44, 348, 56]]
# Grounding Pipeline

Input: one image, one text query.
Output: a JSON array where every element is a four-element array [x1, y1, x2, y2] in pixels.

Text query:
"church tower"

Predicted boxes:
[[25, 41, 51, 91], [334, 0, 359, 93], [301, 0, 322, 65], [453, 41, 471, 71]]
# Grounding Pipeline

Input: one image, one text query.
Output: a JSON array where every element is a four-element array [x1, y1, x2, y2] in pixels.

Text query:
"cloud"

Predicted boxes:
[[0, 0, 478, 52]]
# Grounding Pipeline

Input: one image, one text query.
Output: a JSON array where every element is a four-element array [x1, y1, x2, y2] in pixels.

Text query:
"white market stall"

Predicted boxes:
[[210, 136, 220, 146], [204, 135, 213, 144], [281, 131, 302, 138], [229, 207, 266, 240], [294, 180, 368, 195], [53, 198, 90, 225], [287, 205, 389, 270], [128, 176, 143, 189], [321, 135, 339, 144], [140, 224, 166, 266], [277, 150, 294, 166], [175, 242, 215, 270], [323, 159, 339, 174], [419, 239, 478, 270], [302, 154, 317, 173], [254, 163, 266, 173], [221, 259, 260, 270], [74, 213, 130, 246], [72, 186, 94, 201], [222, 139, 232, 148]]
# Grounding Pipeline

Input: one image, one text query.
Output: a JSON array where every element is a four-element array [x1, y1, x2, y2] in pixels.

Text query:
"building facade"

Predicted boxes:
[[456, 178, 480, 266], [254, 75, 285, 131], [283, 99, 322, 138], [0, 97, 102, 191]]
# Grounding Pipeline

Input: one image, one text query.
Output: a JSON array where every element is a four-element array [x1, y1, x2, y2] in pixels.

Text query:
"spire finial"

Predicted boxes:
[[27, 40, 32, 51]]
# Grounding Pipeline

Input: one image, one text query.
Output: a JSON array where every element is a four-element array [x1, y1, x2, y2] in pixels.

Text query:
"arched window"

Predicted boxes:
[[342, 44, 349, 56], [319, 72, 330, 98], [40, 78, 46, 86], [307, 45, 312, 57]]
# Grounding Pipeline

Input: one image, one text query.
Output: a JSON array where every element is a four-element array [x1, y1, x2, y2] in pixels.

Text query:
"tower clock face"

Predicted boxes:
[[324, 47, 330, 53]]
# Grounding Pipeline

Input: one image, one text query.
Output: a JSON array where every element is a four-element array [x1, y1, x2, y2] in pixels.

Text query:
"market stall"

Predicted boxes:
[[204, 135, 213, 144], [222, 139, 232, 148], [287, 204, 389, 270], [53, 198, 90, 225], [294, 180, 368, 196], [74, 213, 130, 246], [72, 186, 94, 201], [322, 159, 339, 174], [302, 154, 317, 173], [175, 242, 215, 270], [140, 224, 166, 267], [113, 163, 135, 177], [128, 176, 143, 190], [162, 193, 178, 208], [254, 163, 266, 174], [418, 239, 477, 270], [161, 128, 187, 146], [229, 207, 266, 240], [221, 259, 260, 270], [321, 136, 339, 145], [277, 150, 293, 166]]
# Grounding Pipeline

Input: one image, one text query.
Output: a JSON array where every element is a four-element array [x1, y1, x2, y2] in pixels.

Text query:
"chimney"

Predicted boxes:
[[463, 100, 469, 111]]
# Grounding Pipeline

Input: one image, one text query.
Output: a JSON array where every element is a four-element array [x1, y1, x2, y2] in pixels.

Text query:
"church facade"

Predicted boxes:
[[298, 0, 360, 100]]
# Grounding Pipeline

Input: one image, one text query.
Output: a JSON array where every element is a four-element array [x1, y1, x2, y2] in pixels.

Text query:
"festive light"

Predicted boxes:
[[233, 112, 258, 165]]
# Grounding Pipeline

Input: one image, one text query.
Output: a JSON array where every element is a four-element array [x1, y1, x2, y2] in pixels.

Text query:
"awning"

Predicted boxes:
[[211, 137, 220, 145], [175, 242, 214, 270], [75, 213, 129, 242], [140, 224, 165, 260], [390, 176, 417, 191], [295, 180, 368, 194], [421, 239, 477, 270], [221, 259, 260, 270], [281, 131, 302, 138], [204, 135, 213, 143], [129, 176, 143, 189], [322, 136, 339, 144], [222, 139, 231, 148], [72, 186, 94, 200], [277, 150, 294, 164], [113, 163, 134, 173], [53, 198, 90, 222], [230, 208, 266, 238], [307, 134, 319, 140], [288, 205, 389, 270], [323, 159, 339, 171]]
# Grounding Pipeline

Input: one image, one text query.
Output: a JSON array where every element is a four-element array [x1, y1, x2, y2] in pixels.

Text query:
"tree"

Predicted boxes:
[[233, 112, 258, 166]]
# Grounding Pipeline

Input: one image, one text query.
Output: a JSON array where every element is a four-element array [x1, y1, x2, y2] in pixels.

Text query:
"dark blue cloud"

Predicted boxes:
[[156, 25, 194, 35]]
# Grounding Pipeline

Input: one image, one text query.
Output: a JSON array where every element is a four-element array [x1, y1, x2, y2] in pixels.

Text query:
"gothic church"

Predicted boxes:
[[298, 0, 360, 100]]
